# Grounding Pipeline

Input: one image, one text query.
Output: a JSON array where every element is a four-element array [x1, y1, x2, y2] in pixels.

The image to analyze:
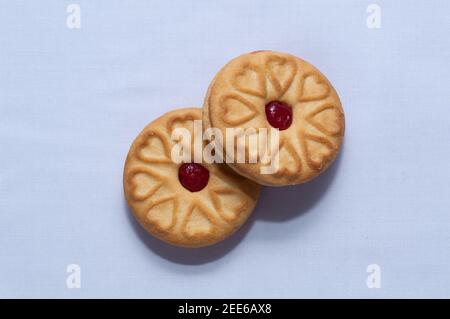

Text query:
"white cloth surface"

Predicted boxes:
[[0, 0, 449, 298]]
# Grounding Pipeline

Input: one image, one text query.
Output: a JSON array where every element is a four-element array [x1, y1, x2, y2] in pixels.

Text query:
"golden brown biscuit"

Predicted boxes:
[[203, 50, 345, 186], [124, 108, 260, 248]]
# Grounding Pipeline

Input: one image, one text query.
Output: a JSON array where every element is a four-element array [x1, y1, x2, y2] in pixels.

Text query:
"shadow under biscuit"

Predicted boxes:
[[125, 143, 344, 265], [124, 201, 254, 265], [255, 144, 344, 222]]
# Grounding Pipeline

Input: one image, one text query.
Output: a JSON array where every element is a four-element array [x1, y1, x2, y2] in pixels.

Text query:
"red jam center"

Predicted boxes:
[[178, 163, 209, 192], [265, 101, 293, 130]]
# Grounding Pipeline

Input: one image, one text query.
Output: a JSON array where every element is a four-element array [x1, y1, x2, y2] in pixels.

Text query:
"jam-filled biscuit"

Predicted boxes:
[[203, 50, 345, 186], [124, 108, 260, 248]]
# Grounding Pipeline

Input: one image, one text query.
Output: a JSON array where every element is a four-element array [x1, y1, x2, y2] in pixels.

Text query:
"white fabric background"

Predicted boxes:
[[0, 0, 449, 298]]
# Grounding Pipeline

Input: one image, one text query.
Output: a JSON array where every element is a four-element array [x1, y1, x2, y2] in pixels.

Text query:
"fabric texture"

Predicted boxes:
[[0, 0, 449, 298]]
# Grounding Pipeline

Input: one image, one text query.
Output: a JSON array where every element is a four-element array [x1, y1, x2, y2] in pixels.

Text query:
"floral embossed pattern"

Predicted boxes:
[[124, 108, 260, 248], [203, 51, 345, 186]]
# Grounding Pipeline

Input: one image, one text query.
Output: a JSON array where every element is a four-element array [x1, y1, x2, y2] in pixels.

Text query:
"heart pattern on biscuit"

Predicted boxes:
[[221, 94, 258, 126], [137, 133, 171, 163], [129, 170, 163, 201], [232, 64, 267, 98], [299, 73, 330, 101], [182, 204, 215, 238], [303, 133, 335, 171], [266, 56, 297, 96], [307, 103, 343, 136], [146, 197, 176, 230]]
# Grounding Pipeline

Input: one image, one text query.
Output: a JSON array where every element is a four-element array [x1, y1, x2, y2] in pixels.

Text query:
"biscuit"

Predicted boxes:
[[124, 108, 261, 248], [203, 50, 345, 186]]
